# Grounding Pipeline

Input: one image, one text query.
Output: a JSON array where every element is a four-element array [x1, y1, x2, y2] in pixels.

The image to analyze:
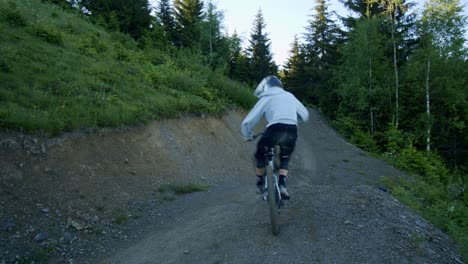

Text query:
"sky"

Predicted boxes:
[[217, 0, 348, 66], [150, 0, 468, 67]]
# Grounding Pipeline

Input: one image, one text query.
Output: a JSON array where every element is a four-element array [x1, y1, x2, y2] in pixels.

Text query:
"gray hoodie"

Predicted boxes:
[[241, 85, 309, 139]]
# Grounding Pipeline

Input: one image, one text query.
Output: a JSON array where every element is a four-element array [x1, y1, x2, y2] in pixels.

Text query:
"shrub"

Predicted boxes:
[[332, 115, 362, 138], [207, 74, 256, 109], [32, 24, 63, 45], [393, 145, 449, 184], [0, 1, 26, 27], [77, 35, 108, 56], [109, 31, 137, 50], [0, 46, 16, 72], [350, 130, 379, 152], [385, 124, 406, 154]]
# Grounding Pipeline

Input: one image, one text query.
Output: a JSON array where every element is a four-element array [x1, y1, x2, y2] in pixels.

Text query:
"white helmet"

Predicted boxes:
[[253, 76, 283, 98]]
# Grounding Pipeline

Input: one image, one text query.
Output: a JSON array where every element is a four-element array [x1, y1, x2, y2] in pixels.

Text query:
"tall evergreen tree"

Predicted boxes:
[[247, 9, 277, 84], [282, 36, 308, 99], [227, 31, 250, 83], [303, 0, 342, 113], [173, 0, 204, 48], [81, 0, 152, 39], [155, 0, 177, 45], [339, 0, 384, 30]]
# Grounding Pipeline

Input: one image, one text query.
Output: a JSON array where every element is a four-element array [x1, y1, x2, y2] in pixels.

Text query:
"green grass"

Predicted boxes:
[[0, 0, 255, 135]]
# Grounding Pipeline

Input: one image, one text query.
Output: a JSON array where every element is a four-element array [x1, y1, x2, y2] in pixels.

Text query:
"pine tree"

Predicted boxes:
[[81, 0, 152, 39], [303, 0, 342, 112], [227, 31, 249, 83], [173, 0, 204, 48], [340, 0, 384, 30], [282, 36, 308, 99], [155, 0, 177, 45], [247, 9, 277, 84]]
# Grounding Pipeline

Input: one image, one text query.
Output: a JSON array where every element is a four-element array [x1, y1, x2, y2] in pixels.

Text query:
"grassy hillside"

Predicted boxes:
[[0, 0, 256, 135]]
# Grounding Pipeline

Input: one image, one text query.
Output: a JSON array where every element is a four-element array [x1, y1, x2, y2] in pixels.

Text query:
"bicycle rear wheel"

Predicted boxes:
[[267, 173, 280, 235]]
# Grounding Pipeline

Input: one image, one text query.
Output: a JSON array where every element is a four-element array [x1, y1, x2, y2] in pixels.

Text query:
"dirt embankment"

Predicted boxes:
[[0, 109, 464, 264]]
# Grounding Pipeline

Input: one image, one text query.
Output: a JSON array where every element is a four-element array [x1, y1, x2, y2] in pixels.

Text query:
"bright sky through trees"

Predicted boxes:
[[150, 0, 468, 66], [217, 0, 347, 67]]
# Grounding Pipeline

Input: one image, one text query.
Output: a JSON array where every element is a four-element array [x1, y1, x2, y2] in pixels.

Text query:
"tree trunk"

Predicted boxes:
[[426, 59, 431, 154], [391, 17, 399, 128], [209, 21, 213, 66], [369, 57, 374, 135]]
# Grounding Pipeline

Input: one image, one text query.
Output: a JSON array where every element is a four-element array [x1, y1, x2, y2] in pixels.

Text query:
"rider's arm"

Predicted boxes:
[[296, 99, 309, 122], [241, 99, 266, 139]]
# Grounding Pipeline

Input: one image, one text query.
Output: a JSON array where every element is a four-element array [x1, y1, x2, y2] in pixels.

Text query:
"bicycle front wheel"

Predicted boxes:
[[267, 173, 280, 235]]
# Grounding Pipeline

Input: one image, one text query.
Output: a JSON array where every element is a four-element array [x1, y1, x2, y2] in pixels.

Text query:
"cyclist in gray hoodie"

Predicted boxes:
[[242, 75, 309, 199]]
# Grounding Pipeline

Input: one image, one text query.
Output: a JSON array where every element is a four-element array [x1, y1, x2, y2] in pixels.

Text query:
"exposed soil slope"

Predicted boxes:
[[0, 109, 463, 264]]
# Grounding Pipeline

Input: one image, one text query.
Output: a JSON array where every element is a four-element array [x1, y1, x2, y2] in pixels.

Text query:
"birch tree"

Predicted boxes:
[[366, 0, 407, 128], [420, 0, 467, 162]]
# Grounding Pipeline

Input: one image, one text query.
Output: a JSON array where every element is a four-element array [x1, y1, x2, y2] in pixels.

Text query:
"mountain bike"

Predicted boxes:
[[252, 134, 283, 235]]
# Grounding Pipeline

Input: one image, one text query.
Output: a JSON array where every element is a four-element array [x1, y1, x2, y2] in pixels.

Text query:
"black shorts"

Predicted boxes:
[[255, 123, 298, 170]]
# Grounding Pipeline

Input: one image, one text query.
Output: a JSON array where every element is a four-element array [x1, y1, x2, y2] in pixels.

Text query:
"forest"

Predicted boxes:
[[0, 0, 466, 257]]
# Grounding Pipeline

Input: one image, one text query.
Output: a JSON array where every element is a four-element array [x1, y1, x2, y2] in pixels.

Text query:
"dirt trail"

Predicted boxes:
[[0, 109, 463, 264], [95, 110, 462, 264]]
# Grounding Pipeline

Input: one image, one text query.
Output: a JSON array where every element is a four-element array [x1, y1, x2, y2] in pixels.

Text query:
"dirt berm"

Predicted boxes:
[[0, 109, 464, 264]]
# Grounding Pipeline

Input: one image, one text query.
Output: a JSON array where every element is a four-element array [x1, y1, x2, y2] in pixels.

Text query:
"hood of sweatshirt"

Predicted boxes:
[[254, 76, 284, 98], [257, 86, 284, 98]]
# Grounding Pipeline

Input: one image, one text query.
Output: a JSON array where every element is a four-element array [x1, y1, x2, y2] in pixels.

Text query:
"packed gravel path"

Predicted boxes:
[[93, 109, 463, 264], [0, 109, 463, 263]]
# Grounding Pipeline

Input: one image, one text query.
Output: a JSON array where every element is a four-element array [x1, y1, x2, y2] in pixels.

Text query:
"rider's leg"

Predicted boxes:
[[255, 133, 271, 193], [255, 167, 266, 194], [277, 127, 297, 199], [278, 155, 292, 186], [256, 167, 266, 176]]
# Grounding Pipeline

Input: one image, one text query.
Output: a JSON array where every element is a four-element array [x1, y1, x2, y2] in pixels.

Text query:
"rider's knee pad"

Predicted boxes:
[[279, 155, 290, 170]]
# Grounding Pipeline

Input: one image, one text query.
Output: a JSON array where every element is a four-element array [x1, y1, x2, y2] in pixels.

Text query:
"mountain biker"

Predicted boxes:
[[242, 75, 309, 199]]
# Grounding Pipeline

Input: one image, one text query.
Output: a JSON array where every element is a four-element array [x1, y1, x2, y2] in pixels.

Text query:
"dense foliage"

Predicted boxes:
[[281, 0, 467, 257]]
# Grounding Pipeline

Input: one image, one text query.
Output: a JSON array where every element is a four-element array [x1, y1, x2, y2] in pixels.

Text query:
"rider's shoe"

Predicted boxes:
[[256, 182, 265, 194], [279, 185, 290, 200]]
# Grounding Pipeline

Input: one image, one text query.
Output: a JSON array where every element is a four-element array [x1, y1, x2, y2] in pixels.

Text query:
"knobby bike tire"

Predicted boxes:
[[267, 173, 280, 235]]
